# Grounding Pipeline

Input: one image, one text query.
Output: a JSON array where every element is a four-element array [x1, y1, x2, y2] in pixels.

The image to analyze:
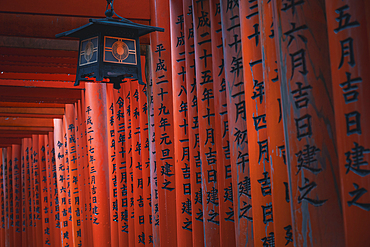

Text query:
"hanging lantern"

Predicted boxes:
[[56, 0, 164, 89]]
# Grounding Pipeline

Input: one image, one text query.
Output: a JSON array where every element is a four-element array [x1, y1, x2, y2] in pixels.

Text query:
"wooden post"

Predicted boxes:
[[38, 135, 49, 247], [138, 68, 153, 247], [11, 144, 21, 247], [169, 0, 193, 245], [122, 80, 135, 246], [24, 138, 33, 247], [273, 0, 345, 245], [4, 148, 10, 247], [150, 0, 178, 245], [182, 1, 204, 246], [131, 80, 145, 246], [258, 0, 293, 246], [106, 84, 119, 247], [31, 135, 43, 247], [112, 86, 128, 245], [325, 0, 370, 245], [85, 82, 111, 246], [0, 148, 4, 247]]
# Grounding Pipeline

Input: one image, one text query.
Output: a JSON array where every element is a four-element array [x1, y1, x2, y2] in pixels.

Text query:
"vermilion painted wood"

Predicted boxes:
[[12, 144, 21, 246], [122, 80, 135, 247], [53, 119, 69, 247], [138, 77, 153, 247], [130, 79, 146, 246], [273, 0, 345, 245], [150, 0, 178, 245], [84, 82, 111, 246], [182, 1, 204, 245], [0, 117, 53, 128], [32, 135, 43, 247], [74, 101, 88, 247], [0, 138, 22, 145], [0, 148, 4, 247], [65, 104, 82, 246], [80, 90, 93, 247], [38, 135, 49, 247], [325, 0, 370, 245], [192, 0, 221, 245], [23, 138, 33, 247], [148, 72, 160, 247], [0, 86, 81, 104], [169, 0, 192, 245], [106, 84, 119, 247], [0, 80, 81, 90], [210, 1, 236, 245], [0, 73, 76, 84], [4, 147, 11, 246], [1, 0, 150, 21], [0, 102, 66, 109], [112, 87, 128, 246], [258, 1, 293, 246]]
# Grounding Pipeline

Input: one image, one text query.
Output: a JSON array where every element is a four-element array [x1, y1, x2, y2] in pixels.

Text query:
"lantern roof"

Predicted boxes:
[[56, 17, 164, 39]]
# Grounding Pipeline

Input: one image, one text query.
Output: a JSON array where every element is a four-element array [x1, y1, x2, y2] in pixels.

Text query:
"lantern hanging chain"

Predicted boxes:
[[105, 0, 126, 21]]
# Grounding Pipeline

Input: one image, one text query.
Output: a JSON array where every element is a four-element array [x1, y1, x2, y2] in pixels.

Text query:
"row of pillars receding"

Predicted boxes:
[[1, 0, 370, 246]]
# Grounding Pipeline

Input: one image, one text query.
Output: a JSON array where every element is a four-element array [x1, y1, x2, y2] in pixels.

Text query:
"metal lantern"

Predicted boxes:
[[56, 0, 163, 89]]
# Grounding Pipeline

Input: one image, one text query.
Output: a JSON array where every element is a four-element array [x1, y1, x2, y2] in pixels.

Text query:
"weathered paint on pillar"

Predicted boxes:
[[325, 0, 370, 245], [220, 1, 253, 246], [192, 0, 221, 245], [258, 0, 293, 246], [24, 139, 33, 247], [210, 0, 236, 246], [7, 147, 14, 247], [106, 84, 119, 247], [182, 1, 204, 246], [3, 148, 9, 247], [170, 0, 193, 245], [85, 82, 111, 247], [273, 0, 345, 245], [150, 0, 178, 245], [240, 0, 275, 245], [12, 145, 21, 247]]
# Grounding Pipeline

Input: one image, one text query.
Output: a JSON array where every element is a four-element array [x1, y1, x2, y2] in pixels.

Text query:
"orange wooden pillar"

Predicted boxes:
[[150, 0, 177, 245], [32, 135, 43, 247], [325, 0, 370, 245], [12, 144, 22, 246], [80, 90, 93, 247], [38, 135, 49, 246], [182, 1, 204, 246], [6, 147, 14, 247], [210, 0, 236, 246], [148, 76, 160, 246], [106, 84, 119, 247], [258, 0, 293, 245], [192, 0, 221, 245], [130, 80, 146, 246], [138, 75, 153, 246], [122, 80, 135, 246], [65, 104, 82, 246], [169, 0, 192, 245], [54, 119, 70, 247], [273, 0, 345, 245], [240, 0, 275, 245], [24, 138, 33, 247], [45, 133, 60, 247], [112, 87, 128, 244], [85, 82, 111, 247], [0, 148, 4, 247], [21, 140, 27, 247], [74, 100, 87, 247]]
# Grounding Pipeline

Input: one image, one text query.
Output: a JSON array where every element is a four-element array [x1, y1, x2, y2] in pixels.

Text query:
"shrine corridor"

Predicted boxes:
[[0, 0, 369, 246]]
